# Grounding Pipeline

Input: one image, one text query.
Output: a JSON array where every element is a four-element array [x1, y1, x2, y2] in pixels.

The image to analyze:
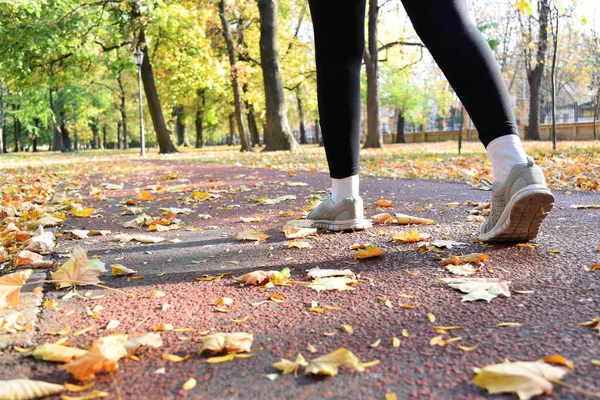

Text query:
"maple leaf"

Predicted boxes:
[[441, 278, 510, 302], [23, 227, 56, 254], [354, 245, 385, 260], [199, 332, 253, 354], [273, 353, 308, 375], [440, 253, 489, 266], [0, 379, 66, 399], [305, 348, 365, 377], [69, 207, 95, 218], [51, 247, 106, 289], [14, 250, 43, 266], [472, 360, 568, 400], [236, 268, 290, 286], [284, 227, 317, 239], [392, 230, 431, 243], [0, 269, 33, 308], [308, 276, 358, 292], [233, 230, 268, 242]]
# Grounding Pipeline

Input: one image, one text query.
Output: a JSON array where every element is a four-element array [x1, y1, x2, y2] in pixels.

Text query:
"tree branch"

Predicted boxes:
[[378, 41, 424, 53]]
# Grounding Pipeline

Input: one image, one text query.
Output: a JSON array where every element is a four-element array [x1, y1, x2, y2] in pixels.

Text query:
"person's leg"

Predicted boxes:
[[308, 0, 365, 203], [306, 0, 370, 231], [402, 0, 553, 241], [401, 0, 526, 184]]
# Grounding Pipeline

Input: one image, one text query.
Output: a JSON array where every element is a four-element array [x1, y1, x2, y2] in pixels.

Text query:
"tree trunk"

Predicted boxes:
[[49, 88, 62, 151], [195, 89, 205, 148], [0, 90, 4, 154], [174, 105, 189, 146], [117, 70, 128, 149], [363, 0, 382, 149], [117, 120, 123, 150], [296, 91, 308, 145], [314, 119, 320, 145], [395, 108, 405, 144], [229, 113, 235, 145], [257, 0, 299, 152], [32, 118, 39, 152], [458, 105, 465, 155], [103, 125, 107, 149], [138, 30, 178, 153], [59, 109, 71, 152], [91, 117, 100, 149], [218, 0, 252, 152], [594, 89, 599, 141], [525, 0, 549, 141], [550, 7, 558, 150], [12, 104, 20, 152], [248, 103, 260, 146]]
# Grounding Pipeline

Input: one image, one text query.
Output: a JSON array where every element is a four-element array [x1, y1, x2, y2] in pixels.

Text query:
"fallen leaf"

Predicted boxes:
[[233, 230, 268, 242], [497, 322, 522, 327], [308, 276, 358, 292], [14, 250, 43, 266], [305, 348, 365, 377], [458, 344, 479, 352], [115, 234, 165, 243], [106, 320, 120, 330], [63, 382, 96, 392], [354, 245, 385, 260], [427, 313, 436, 323], [541, 355, 574, 369], [375, 198, 393, 208], [199, 332, 253, 354], [284, 227, 317, 239], [69, 207, 95, 218], [440, 278, 510, 302], [392, 337, 401, 347], [306, 267, 355, 279], [51, 248, 106, 289], [392, 230, 431, 243], [446, 264, 481, 276], [32, 344, 87, 362], [287, 241, 312, 249], [0, 269, 33, 308], [371, 213, 394, 224], [273, 353, 308, 375], [441, 253, 489, 266], [394, 213, 436, 225], [148, 290, 166, 297], [370, 339, 381, 348], [472, 360, 568, 400], [162, 353, 190, 362], [60, 390, 109, 399], [0, 379, 65, 399], [236, 268, 290, 286], [111, 264, 137, 276], [578, 317, 600, 335], [341, 324, 354, 335], [182, 377, 196, 391]]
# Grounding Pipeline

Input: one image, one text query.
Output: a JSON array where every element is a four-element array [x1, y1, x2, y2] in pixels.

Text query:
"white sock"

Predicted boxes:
[[486, 134, 528, 184], [331, 175, 360, 203]]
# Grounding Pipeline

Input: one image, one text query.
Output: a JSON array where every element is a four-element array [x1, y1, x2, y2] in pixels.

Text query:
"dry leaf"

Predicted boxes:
[[111, 264, 137, 276], [472, 360, 568, 400], [394, 213, 436, 225], [370, 339, 381, 348], [14, 250, 43, 266], [354, 245, 385, 260], [578, 317, 600, 335], [51, 248, 106, 289], [306, 267, 355, 279], [440, 278, 510, 302], [60, 390, 109, 399], [233, 230, 268, 242], [441, 253, 489, 266], [284, 227, 317, 239], [305, 348, 365, 377], [392, 230, 431, 243], [63, 382, 96, 392], [182, 377, 196, 391], [458, 344, 479, 352], [427, 313, 436, 323], [32, 344, 87, 362], [392, 337, 401, 347], [287, 241, 312, 249], [0, 379, 65, 399], [371, 213, 394, 224], [375, 198, 393, 208], [308, 276, 358, 292], [115, 234, 165, 243], [0, 269, 33, 308], [446, 264, 481, 276], [162, 353, 190, 362], [199, 332, 253, 354], [236, 268, 289, 286], [273, 353, 308, 375], [341, 324, 354, 335]]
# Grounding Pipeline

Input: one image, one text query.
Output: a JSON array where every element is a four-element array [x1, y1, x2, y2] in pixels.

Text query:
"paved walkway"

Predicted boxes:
[[3, 159, 599, 399]]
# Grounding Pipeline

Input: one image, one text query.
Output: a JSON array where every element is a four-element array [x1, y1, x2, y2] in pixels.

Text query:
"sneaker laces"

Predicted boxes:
[[478, 178, 493, 191]]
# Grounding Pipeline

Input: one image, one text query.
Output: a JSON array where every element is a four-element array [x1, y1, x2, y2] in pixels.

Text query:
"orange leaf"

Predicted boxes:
[[0, 269, 33, 308], [375, 198, 393, 208], [354, 245, 385, 260]]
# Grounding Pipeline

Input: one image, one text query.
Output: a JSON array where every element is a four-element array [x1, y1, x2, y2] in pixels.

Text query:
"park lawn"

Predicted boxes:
[[2, 140, 598, 192]]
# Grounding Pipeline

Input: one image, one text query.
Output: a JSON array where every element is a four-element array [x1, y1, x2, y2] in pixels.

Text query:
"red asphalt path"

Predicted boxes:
[[2, 159, 600, 399]]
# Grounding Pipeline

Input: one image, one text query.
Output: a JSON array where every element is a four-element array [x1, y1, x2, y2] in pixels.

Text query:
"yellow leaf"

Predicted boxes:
[[63, 382, 96, 392], [69, 207, 95, 218], [458, 344, 479, 352], [0, 269, 33, 307], [392, 337, 401, 347], [394, 213, 436, 225], [214, 297, 233, 306], [148, 290, 166, 298], [0, 379, 65, 399], [428, 313, 436, 323], [592, 360, 600, 367], [541, 354, 574, 369], [162, 353, 190, 362], [284, 227, 317, 239], [402, 329, 409, 338], [59, 390, 109, 400], [305, 348, 365, 376], [137, 190, 154, 201], [307, 343, 317, 353], [385, 393, 398, 400], [14, 250, 43, 266], [200, 332, 253, 354], [240, 216, 264, 223], [111, 264, 136, 276], [287, 241, 312, 249], [370, 339, 381, 348], [47, 326, 70, 336], [441, 253, 488, 266], [399, 303, 414, 310], [341, 324, 354, 335], [371, 213, 394, 224], [233, 230, 268, 242], [273, 353, 308, 375], [230, 315, 249, 323], [153, 323, 174, 331], [392, 230, 431, 243], [497, 322, 522, 327], [354, 245, 385, 260], [51, 248, 106, 289], [361, 359, 380, 368], [206, 354, 235, 363], [73, 327, 94, 337], [182, 377, 196, 391], [472, 360, 568, 400], [377, 296, 393, 308], [375, 198, 393, 208], [32, 344, 87, 362], [549, 249, 560, 254]]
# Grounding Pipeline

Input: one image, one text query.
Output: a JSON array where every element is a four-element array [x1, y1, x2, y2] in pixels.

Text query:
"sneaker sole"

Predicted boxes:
[[480, 185, 554, 242], [312, 219, 372, 232]]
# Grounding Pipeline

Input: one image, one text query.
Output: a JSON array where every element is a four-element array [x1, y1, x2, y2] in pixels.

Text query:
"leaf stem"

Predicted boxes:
[[25, 279, 135, 298], [550, 378, 600, 398]]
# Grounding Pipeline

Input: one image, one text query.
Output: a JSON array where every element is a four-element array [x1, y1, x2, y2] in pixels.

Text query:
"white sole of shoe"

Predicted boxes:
[[312, 219, 372, 232], [479, 184, 554, 242]]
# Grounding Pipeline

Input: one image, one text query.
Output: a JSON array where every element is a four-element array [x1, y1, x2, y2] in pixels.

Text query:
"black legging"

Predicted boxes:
[[309, 0, 519, 179]]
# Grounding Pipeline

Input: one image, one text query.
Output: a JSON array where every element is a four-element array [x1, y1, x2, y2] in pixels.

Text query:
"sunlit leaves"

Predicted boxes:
[[441, 278, 510, 302], [0, 269, 33, 308], [199, 332, 253, 354], [51, 247, 106, 289], [0, 379, 65, 399]]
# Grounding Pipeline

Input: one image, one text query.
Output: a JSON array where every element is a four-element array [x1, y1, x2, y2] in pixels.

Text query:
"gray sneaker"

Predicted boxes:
[[479, 157, 554, 242], [307, 194, 372, 231]]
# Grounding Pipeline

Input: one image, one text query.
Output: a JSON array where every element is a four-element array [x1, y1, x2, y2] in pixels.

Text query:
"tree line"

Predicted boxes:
[[0, 0, 597, 155]]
